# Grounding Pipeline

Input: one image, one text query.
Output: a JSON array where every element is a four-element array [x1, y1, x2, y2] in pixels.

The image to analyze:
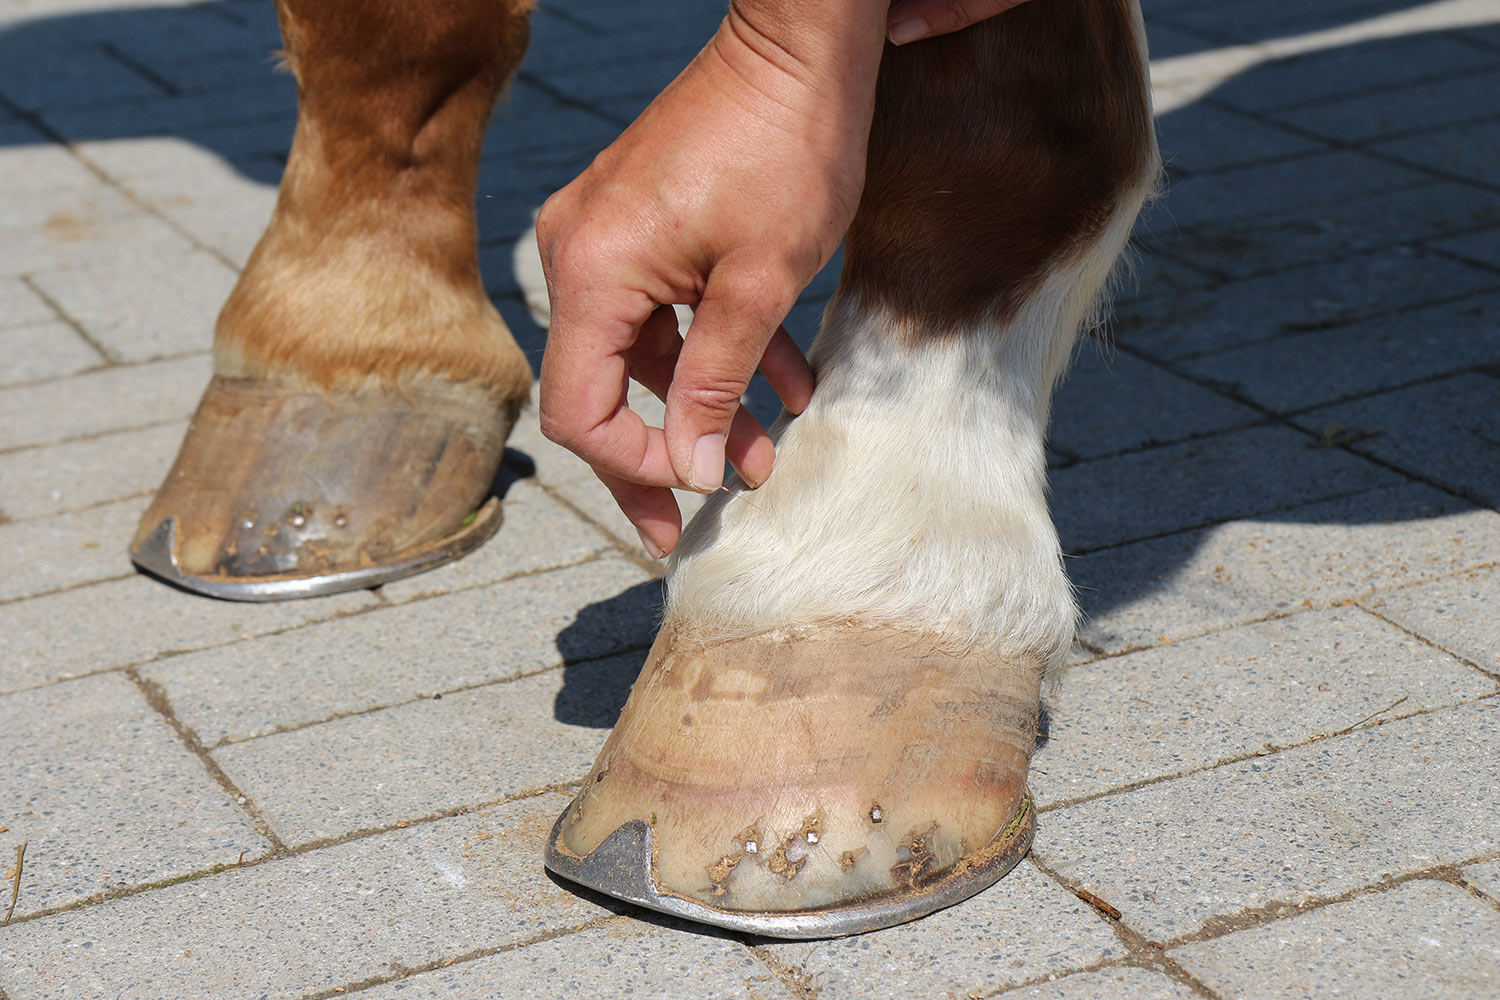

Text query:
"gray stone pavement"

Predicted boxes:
[[1, 0, 1498, 996]]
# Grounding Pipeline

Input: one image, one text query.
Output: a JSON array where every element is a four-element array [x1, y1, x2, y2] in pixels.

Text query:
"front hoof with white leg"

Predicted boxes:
[[544, 622, 1040, 938]]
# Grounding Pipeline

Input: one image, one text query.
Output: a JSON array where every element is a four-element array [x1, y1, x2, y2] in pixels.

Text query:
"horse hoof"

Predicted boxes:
[[128, 373, 518, 601], [544, 624, 1041, 938]]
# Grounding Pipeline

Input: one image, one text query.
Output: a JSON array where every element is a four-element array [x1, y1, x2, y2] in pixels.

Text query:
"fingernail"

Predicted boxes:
[[691, 433, 726, 492], [636, 527, 665, 561], [888, 17, 928, 45]]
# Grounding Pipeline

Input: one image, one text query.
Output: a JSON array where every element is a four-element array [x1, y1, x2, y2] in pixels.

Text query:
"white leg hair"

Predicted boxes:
[[665, 181, 1155, 678]]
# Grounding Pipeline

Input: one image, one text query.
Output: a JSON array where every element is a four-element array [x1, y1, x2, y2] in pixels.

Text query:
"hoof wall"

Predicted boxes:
[[544, 796, 1034, 939], [129, 374, 517, 600]]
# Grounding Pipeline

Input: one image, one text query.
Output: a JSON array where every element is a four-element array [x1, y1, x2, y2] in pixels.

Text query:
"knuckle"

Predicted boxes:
[[674, 377, 746, 419]]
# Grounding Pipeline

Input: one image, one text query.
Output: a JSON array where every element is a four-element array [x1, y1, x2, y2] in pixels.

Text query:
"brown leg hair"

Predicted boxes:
[[131, 0, 537, 590], [216, 0, 534, 399]]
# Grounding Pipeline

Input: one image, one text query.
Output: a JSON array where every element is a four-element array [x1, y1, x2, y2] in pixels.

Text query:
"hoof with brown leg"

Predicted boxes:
[[544, 623, 1040, 938], [129, 372, 519, 601]]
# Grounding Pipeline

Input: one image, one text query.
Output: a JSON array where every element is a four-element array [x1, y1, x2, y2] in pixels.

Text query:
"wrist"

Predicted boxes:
[[717, 0, 887, 109]]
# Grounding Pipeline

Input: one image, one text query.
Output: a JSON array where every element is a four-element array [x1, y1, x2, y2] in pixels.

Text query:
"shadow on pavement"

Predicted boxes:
[[1, 0, 1494, 725]]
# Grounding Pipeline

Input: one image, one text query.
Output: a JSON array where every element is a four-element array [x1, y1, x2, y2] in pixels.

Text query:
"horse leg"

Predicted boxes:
[[130, 0, 534, 599], [544, 0, 1159, 935]]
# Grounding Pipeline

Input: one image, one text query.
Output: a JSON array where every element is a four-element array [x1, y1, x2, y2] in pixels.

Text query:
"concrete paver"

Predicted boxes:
[[212, 652, 642, 844], [1173, 879, 1500, 999], [1035, 606, 1494, 807], [0, 794, 609, 1000], [762, 861, 1125, 1000], [1115, 248, 1496, 362], [0, 353, 207, 451], [0, 572, 380, 694], [353, 920, 793, 1000], [0, 319, 103, 386], [26, 248, 234, 362], [1181, 289, 1500, 414], [994, 965, 1201, 1000], [1365, 565, 1500, 677], [1034, 699, 1500, 942], [1, 0, 1497, 996], [1073, 482, 1500, 653], [0, 495, 142, 601], [0, 418, 186, 520], [142, 557, 653, 746], [0, 673, 271, 919], [1465, 859, 1500, 901], [1051, 424, 1399, 553], [1293, 373, 1500, 508]]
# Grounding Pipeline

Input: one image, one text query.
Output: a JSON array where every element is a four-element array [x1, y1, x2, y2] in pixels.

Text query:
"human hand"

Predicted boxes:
[[535, 3, 885, 558], [887, 0, 1038, 45]]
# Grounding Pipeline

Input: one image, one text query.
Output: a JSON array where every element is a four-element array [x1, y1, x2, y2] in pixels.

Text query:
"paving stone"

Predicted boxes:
[[0, 496, 141, 601], [0, 573, 379, 695], [1036, 607, 1493, 807], [1207, 33, 1499, 114], [0, 419, 184, 520], [1273, 67, 1500, 143], [0, 353, 207, 450], [1153, 151, 1429, 234], [1172, 880, 1500, 999], [39, 78, 295, 143], [1073, 482, 1500, 654], [1292, 373, 1500, 507], [1155, 101, 1324, 174], [1465, 859, 1500, 900], [1181, 290, 1500, 413], [0, 673, 271, 918], [1375, 115, 1500, 188], [28, 249, 234, 362], [144, 558, 655, 746], [1434, 226, 1500, 270], [0, 320, 103, 385], [0, 206, 197, 277], [1365, 565, 1500, 677], [213, 652, 644, 843], [379, 480, 616, 603], [353, 920, 790, 1000], [0, 793, 609, 1000], [0, 276, 58, 329], [0, 35, 163, 112], [1164, 0, 1499, 49], [1159, 180, 1500, 281], [1051, 424, 1399, 553], [1113, 248, 1497, 361], [1033, 698, 1500, 942], [762, 862, 1125, 999], [994, 965, 1200, 1000], [1050, 347, 1261, 459]]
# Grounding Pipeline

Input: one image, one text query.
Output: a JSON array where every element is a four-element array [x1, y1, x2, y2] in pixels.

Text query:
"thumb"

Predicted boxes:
[[664, 265, 795, 493], [886, 0, 1035, 45]]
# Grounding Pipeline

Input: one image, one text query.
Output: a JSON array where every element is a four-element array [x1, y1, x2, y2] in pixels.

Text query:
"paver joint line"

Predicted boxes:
[[2, 1, 1499, 996]]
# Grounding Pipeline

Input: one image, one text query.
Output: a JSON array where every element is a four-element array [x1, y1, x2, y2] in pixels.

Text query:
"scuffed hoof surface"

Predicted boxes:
[[129, 373, 518, 600], [545, 624, 1041, 938]]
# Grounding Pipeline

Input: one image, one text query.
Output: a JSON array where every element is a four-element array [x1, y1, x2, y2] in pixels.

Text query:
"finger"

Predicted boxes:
[[886, 0, 1034, 45], [628, 305, 777, 489], [726, 406, 776, 488], [624, 304, 688, 401], [758, 325, 815, 415], [664, 265, 795, 492], [537, 278, 680, 487], [596, 469, 683, 559]]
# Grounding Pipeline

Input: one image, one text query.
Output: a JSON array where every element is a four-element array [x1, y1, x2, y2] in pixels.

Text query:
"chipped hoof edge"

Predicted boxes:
[[130, 496, 504, 602], [543, 792, 1035, 939]]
